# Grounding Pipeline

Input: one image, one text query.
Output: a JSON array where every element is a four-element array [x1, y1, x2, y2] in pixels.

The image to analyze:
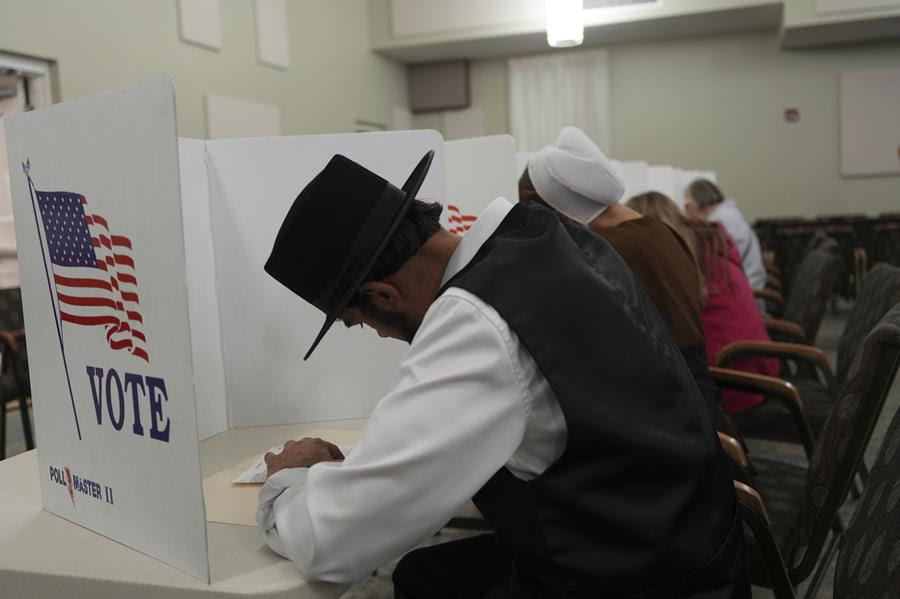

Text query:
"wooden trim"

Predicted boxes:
[[766, 273, 783, 291], [716, 339, 831, 372], [710, 366, 817, 457], [715, 339, 837, 395], [854, 247, 868, 296], [717, 431, 749, 468], [764, 317, 807, 342], [0, 329, 25, 351], [755, 287, 784, 308], [734, 480, 770, 524], [709, 367, 802, 410]]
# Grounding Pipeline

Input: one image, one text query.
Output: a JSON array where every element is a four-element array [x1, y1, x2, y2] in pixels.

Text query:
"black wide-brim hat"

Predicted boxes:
[[264, 150, 435, 359]]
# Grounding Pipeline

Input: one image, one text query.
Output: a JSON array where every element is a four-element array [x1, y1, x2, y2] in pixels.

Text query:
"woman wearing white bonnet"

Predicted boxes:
[[519, 126, 725, 428]]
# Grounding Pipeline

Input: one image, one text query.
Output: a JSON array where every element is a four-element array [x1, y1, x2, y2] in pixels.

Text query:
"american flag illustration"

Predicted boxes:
[[447, 204, 476, 235], [36, 190, 149, 362]]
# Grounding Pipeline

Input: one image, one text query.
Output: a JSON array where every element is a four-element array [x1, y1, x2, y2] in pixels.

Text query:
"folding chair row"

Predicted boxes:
[[713, 302, 900, 598]]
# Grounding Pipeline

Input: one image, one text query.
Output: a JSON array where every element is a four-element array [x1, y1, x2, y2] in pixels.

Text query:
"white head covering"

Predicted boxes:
[[527, 126, 625, 225]]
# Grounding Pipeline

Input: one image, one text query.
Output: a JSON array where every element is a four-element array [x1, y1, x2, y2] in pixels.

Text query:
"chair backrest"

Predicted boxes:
[[12, 336, 30, 397], [0, 288, 25, 331], [807, 231, 839, 255], [833, 403, 900, 599], [782, 250, 841, 344], [871, 222, 900, 266], [836, 263, 900, 382], [774, 225, 818, 286], [794, 303, 900, 581]]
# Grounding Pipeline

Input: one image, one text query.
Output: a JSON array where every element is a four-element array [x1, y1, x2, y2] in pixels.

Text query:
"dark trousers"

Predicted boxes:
[[393, 534, 515, 599], [393, 524, 751, 599]]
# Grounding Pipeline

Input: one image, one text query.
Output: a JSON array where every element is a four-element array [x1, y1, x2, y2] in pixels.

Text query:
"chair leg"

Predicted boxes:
[[19, 396, 34, 450], [857, 459, 870, 486], [1, 400, 6, 460], [849, 478, 862, 499], [848, 459, 871, 498], [802, 531, 840, 599], [723, 413, 758, 475]]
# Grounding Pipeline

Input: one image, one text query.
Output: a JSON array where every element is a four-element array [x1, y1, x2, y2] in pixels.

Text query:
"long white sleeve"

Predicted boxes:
[[256, 289, 531, 583]]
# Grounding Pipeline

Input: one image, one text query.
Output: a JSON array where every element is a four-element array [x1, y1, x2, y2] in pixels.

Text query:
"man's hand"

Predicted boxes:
[[265, 437, 345, 477]]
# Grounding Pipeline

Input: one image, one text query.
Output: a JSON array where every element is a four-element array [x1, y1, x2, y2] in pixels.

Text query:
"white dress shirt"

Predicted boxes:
[[257, 198, 567, 583], [708, 199, 766, 290]]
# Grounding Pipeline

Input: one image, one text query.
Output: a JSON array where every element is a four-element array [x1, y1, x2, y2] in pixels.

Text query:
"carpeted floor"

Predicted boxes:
[[4, 303, 896, 599]]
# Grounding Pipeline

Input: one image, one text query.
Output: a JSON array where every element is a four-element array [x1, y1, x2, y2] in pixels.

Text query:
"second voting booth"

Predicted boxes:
[[4, 75, 518, 583]]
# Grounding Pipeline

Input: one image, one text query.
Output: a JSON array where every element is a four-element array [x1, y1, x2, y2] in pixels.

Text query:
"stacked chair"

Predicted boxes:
[[0, 287, 32, 460], [718, 263, 900, 444], [668, 215, 894, 596], [720, 303, 900, 598], [754, 247, 842, 346], [756, 212, 900, 300], [871, 220, 900, 267], [831, 403, 900, 599]]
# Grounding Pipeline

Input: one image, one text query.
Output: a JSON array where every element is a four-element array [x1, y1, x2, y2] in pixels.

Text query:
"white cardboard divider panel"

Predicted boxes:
[[5, 76, 209, 581], [444, 135, 518, 234], [610, 160, 650, 203], [612, 162, 717, 209], [179, 139, 229, 441], [646, 165, 685, 207], [205, 131, 446, 429]]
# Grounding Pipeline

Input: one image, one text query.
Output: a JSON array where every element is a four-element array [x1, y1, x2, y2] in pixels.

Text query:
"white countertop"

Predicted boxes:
[[0, 418, 368, 599]]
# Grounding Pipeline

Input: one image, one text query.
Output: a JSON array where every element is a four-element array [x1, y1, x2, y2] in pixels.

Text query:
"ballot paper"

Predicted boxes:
[[203, 429, 363, 526], [233, 444, 353, 484]]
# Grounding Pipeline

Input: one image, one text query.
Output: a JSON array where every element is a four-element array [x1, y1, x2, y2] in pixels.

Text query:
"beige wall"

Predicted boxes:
[[0, 0, 406, 139], [415, 31, 900, 219], [411, 59, 509, 138]]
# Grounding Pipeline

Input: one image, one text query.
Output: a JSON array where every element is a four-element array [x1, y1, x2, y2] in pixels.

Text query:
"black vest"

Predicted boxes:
[[441, 204, 743, 598]]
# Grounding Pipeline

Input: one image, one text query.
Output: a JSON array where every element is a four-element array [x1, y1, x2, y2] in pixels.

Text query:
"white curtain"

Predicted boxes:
[[508, 49, 612, 153]]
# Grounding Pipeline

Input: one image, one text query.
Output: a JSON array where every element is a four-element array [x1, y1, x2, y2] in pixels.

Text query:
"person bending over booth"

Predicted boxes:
[[519, 126, 724, 428], [683, 179, 766, 293], [256, 152, 748, 598], [627, 191, 780, 415]]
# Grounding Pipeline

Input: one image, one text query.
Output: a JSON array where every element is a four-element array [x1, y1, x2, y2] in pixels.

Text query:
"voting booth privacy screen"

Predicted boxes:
[[5, 76, 210, 581], [4, 75, 523, 581], [443, 135, 518, 234]]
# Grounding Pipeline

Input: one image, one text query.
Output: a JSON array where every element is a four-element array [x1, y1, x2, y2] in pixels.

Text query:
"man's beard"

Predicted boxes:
[[361, 301, 419, 343]]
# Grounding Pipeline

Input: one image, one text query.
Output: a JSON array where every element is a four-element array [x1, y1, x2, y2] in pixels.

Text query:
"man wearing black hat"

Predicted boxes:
[[257, 152, 749, 598]]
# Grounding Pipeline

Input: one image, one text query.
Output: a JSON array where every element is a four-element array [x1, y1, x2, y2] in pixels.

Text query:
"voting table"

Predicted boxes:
[[0, 419, 365, 598]]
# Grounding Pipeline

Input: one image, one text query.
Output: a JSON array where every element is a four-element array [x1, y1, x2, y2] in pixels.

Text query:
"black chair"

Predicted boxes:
[[717, 264, 900, 444], [769, 250, 841, 345], [723, 304, 900, 599], [0, 288, 32, 460], [832, 403, 900, 599], [771, 223, 819, 290], [871, 222, 900, 267]]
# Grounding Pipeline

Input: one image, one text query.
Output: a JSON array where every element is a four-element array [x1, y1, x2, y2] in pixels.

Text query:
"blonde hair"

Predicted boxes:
[[627, 191, 734, 301], [627, 192, 693, 250]]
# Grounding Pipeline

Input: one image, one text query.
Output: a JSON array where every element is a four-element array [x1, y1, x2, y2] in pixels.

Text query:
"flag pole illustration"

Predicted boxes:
[[23, 159, 82, 440], [22, 160, 151, 441]]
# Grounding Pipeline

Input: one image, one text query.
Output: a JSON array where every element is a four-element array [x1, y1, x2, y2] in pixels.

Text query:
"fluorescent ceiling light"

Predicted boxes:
[[546, 0, 584, 48]]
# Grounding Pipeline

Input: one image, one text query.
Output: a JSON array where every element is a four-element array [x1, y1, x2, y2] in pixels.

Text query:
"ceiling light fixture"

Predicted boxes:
[[546, 0, 584, 48]]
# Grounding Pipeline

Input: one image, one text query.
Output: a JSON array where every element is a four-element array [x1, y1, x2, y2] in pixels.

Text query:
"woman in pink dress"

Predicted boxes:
[[627, 192, 778, 414]]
